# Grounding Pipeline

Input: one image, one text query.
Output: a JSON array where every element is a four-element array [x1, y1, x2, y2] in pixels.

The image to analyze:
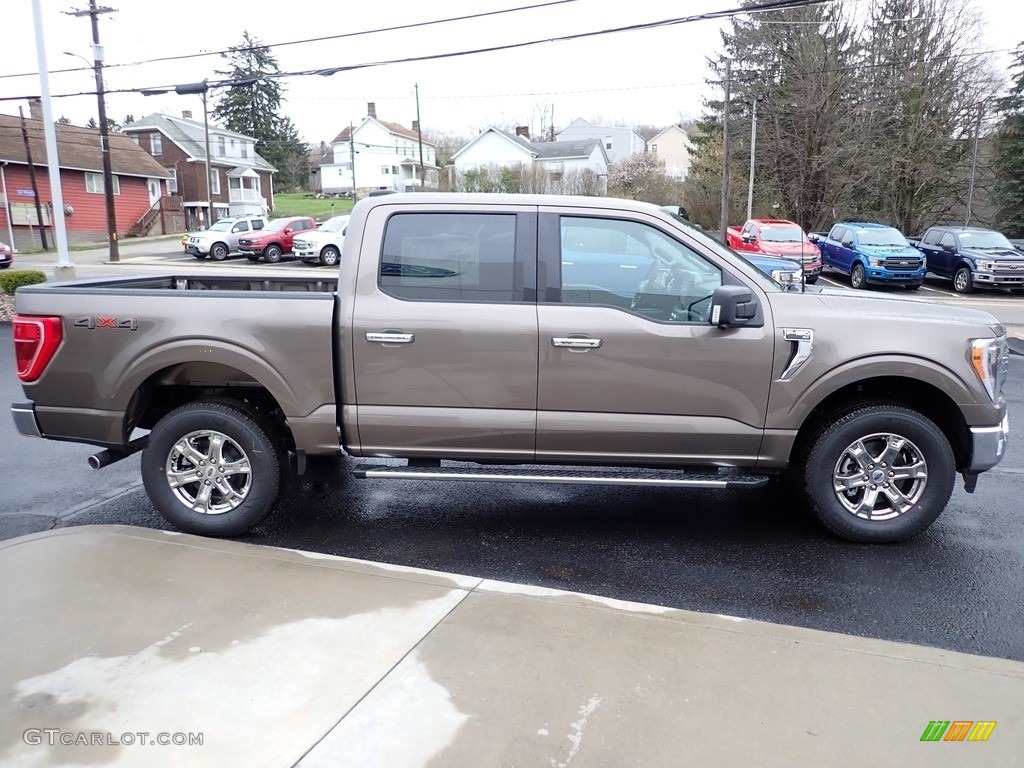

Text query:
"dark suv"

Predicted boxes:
[[238, 217, 318, 263]]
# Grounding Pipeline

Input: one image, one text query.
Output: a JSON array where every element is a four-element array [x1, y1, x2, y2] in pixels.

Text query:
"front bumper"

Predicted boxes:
[[974, 272, 1024, 287], [865, 267, 927, 284], [187, 243, 210, 256], [11, 402, 42, 438], [968, 414, 1010, 472]]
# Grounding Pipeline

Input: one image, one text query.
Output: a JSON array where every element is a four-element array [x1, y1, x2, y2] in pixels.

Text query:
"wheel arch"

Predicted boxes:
[[787, 373, 972, 472]]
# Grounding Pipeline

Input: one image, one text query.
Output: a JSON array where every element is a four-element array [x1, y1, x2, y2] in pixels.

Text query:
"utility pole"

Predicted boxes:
[[349, 122, 357, 201], [414, 84, 425, 190], [67, 1, 119, 261], [747, 98, 757, 221], [18, 107, 49, 250], [720, 58, 732, 244], [966, 102, 983, 226]]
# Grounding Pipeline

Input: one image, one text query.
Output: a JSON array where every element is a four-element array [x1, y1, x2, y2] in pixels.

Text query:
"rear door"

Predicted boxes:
[[350, 203, 539, 460], [534, 207, 775, 465]]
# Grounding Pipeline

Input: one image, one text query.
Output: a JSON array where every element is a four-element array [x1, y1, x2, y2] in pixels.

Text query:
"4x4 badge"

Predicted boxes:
[[74, 317, 139, 331]]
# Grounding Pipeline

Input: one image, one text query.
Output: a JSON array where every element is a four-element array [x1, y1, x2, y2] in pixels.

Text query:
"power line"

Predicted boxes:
[[0, 0, 834, 103], [0, 0, 584, 82]]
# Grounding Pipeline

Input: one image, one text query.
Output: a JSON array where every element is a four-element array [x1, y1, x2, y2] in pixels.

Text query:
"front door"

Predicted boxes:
[[351, 204, 539, 460], [147, 178, 161, 208], [535, 209, 775, 465]]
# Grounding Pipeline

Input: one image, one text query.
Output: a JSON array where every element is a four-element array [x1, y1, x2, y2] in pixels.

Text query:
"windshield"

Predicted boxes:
[[266, 219, 291, 232], [759, 225, 804, 243], [209, 220, 232, 232], [959, 231, 1013, 249], [857, 228, 907, 247], [319, 216, 349, 233]]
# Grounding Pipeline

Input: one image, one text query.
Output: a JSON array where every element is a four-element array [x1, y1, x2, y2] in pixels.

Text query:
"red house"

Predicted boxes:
[[0, 105, 178, 252]]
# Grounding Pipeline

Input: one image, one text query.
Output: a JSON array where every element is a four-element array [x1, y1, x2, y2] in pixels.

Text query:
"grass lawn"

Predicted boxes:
[[272, 193, 354, 220]]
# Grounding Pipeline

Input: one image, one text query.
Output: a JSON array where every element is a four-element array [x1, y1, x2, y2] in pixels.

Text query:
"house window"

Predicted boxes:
[[218, 136, 226, 156], [166, 167, 177, 194], [392, 165, 399, 174], [241, 144, 248, 159], [130, 136, 140, 146], [651, 144, 658, 153], [210, 169, 221, 195], [382, 165, 391, 175], [151, 134, 162, 155], [85, 172, 120, 195], [605, 141, 612, 150]]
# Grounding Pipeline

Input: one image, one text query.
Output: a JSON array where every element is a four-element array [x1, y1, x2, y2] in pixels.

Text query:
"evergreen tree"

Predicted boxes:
[[212, 31, 308, 190], [992, 43, 1024, 237]]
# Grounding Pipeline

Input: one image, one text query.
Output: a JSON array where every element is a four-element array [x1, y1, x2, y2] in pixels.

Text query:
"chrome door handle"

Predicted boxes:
[[551, 337, 602, 349], [366, 332, 415, 344]]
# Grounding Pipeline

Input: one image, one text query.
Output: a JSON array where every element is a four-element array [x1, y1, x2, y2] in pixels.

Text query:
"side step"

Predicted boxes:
[[352, 464, 769, 490]]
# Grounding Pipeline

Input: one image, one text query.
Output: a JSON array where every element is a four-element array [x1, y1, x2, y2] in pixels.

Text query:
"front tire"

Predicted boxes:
[[210, 243, 229, 261], [850, 262, 866, 289], [264, 244, 283, 264], [805, 275, 818, 285], [319, 245, 340, 267], [953, 266, 974, 294], [904, 282, 922, 290], [141, 401, 285, 537], [800, 404, 955, 543]]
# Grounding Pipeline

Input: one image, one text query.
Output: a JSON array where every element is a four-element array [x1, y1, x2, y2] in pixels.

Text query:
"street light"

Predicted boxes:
[[142, 78, 262, 229]]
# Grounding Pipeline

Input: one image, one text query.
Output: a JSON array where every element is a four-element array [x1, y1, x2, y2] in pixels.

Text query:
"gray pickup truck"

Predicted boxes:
[[10, 194, 1011, 543]]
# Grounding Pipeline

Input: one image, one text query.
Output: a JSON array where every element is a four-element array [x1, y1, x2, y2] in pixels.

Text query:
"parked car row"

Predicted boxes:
[[183, 214, 349, 267], [726, 218, 823, 284]]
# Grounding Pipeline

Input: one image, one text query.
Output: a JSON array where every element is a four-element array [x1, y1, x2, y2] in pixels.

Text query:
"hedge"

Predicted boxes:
[[0, 270, 47, 295]]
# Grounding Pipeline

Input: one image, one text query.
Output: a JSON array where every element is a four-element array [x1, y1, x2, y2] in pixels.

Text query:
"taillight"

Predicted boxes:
[[13, 315, 63, 382]]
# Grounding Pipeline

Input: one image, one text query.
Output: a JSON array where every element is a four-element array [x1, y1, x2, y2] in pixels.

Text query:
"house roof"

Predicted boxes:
[[648, 124, 690, 145], [450, 128, 606, 165], [329, 117, 437, 146], [557, 118, 645, 144], [122, 113, 276, 173], [0, 112, 170, 178]]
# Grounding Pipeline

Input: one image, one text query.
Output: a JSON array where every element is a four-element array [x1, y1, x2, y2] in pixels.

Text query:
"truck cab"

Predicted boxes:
[[818, 222, 926, 290]]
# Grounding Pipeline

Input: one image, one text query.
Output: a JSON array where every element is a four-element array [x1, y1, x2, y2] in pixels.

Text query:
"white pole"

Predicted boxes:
[[747, 99, 757, 222], [1, 164, 17, 249], [31, 0, 73, 273]]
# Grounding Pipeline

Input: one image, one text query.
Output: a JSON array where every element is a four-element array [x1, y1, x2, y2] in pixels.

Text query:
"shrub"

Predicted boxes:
[[0, 270, 47, 295]]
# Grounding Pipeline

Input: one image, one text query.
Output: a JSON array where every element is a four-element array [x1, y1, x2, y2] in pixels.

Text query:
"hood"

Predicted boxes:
[[959, 247, 1023, 261], [759, 242, 819, 257], [860, 245, 918, 257], [810, 286, 1000, 329]]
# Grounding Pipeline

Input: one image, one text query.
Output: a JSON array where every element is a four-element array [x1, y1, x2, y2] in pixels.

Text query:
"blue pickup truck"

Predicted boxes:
[[909, 225, 1024, 294], [812, 222, 927, 290]]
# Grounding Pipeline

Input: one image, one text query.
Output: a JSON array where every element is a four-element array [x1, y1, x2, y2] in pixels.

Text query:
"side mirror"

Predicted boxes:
[[807, 233, 820, 243], [709, 285, 761, 328], [742, 234, 755, 243], [941, 243, 955, 253], [285, 227, 294, 234], [841, 238, 854, 248]]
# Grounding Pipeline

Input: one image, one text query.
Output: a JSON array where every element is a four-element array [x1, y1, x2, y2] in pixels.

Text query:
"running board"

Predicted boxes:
[[352, 464, 769, 489]]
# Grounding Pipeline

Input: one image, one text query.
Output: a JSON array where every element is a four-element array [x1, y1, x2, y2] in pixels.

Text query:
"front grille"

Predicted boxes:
[[882, 256, 923, 269], [238, 239, 253, 246], [993, 261, 1024, 274]]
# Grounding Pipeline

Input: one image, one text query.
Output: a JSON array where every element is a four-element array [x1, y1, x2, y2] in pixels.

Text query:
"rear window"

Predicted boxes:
[[380, 213, 519, 302]]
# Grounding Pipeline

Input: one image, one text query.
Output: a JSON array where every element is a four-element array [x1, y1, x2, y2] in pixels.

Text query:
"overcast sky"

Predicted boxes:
[[1, 0, 1020, 144]]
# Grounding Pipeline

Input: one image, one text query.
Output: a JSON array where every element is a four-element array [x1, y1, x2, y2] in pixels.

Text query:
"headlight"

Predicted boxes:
[[970, 335, 1009, 402], [868, 257, 885, 267], [977, 261, 996, 271], [770, 268, 800, 283]]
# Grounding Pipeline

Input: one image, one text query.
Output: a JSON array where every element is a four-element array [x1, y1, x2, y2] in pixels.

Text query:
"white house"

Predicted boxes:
[[451, 127, 609, 189], [555, 118, 645, 165], [318, 103, 439, 195], [647, 124, 693, 180]]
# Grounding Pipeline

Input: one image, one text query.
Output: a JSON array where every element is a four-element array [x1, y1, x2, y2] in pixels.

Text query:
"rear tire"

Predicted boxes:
[[800, 404, 954, 543], [850, 262, 866, 289], [141, 401, 285, 537]]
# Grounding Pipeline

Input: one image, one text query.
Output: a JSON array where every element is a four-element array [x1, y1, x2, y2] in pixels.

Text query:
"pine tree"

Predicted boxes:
[[212, 31, 308, 190], [992, 43, 1024, 237]]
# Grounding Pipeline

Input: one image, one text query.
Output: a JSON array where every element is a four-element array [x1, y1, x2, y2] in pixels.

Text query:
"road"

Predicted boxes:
[[3, 294, 1023, 662]]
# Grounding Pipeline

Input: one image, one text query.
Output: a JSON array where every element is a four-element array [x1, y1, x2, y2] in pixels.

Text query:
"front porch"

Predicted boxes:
[[227, 167, 267, 216]]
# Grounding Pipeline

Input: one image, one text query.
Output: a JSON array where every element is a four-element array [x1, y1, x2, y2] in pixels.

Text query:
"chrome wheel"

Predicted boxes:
[[953, 267, 973, 294], [165, 430, 252, 515], [832, 432, 927, 521], [850, 263, 866, 289]]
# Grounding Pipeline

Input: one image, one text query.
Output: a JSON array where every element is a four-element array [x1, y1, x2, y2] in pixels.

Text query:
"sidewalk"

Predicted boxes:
[[1, 525, 1021, 767]]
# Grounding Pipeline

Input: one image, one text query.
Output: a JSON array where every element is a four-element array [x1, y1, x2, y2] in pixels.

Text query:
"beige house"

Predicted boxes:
[[647, 124, 693, 180]]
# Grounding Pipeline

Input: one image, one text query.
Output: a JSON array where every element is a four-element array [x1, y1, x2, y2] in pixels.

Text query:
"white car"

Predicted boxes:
[[294, 215, 350, 267], [186, 215, 268, 261]]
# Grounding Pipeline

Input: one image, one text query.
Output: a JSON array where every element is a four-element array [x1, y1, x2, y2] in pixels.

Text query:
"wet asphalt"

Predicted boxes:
[[3, 333, 1023, 661]]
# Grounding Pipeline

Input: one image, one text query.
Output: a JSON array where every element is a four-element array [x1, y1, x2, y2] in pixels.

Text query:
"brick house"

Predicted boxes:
[[0, 107, 175, 251], [123, 113, 276, 231]]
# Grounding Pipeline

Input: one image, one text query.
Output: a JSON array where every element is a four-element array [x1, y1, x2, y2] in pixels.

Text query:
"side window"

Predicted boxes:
[[923, 229, 942, 245], [829, 225, 846, 242], [559, 216, 722, 324], [741, 222, 755, 237], [380, 212, 518, 302], [939, 232, 957, 249], [232, 221, 248, 234], [252, 220, 265, 231]]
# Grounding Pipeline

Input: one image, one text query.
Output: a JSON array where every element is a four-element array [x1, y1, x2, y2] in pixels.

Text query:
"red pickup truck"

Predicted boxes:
[[726, 218, 822, 284]]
